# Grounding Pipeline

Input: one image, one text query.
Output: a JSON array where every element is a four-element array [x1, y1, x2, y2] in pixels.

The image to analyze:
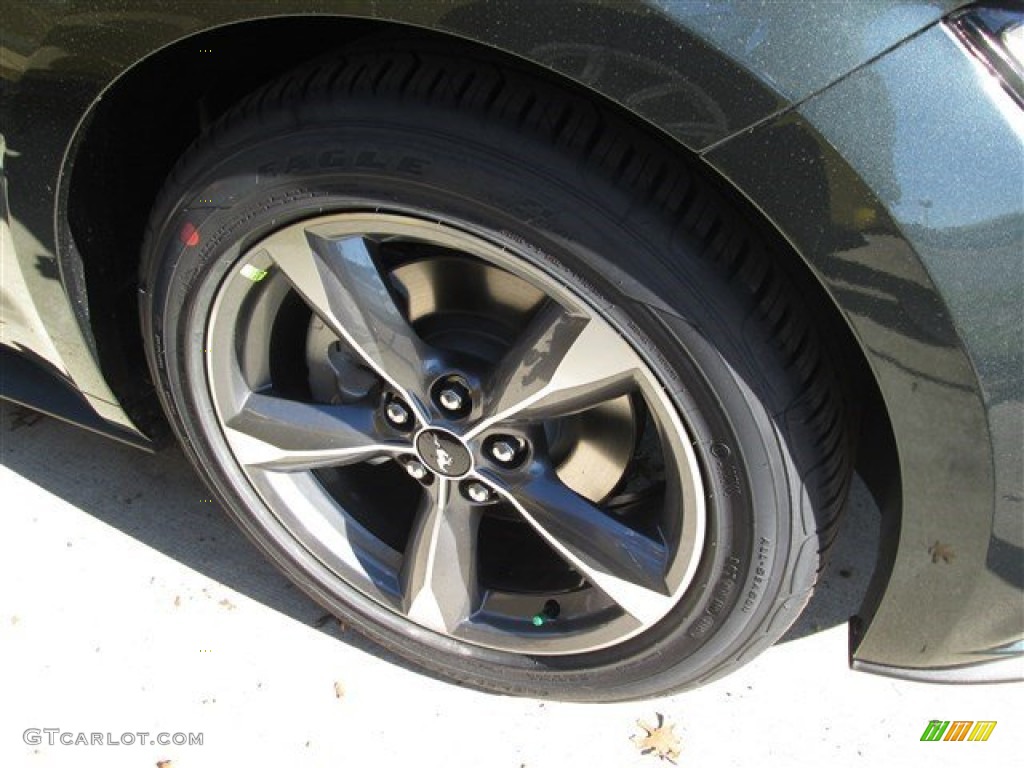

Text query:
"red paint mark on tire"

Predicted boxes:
[[180, 221, 200, 247]]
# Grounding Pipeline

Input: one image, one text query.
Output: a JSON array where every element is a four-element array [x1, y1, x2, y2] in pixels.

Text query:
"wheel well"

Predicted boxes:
[[65, 16, 392, 437], [64, 14, 897, 525]]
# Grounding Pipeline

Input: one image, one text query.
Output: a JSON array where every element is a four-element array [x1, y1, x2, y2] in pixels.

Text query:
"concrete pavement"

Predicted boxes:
[[1, 401, 1020, 767]]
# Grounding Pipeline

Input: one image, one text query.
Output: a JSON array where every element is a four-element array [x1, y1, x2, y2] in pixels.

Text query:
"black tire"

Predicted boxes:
[[140, 47, 853, 701]]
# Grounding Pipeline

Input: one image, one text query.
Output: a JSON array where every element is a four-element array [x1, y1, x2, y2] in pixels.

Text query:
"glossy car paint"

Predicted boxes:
[[706, 19, 1023, 677], [1, 1, 1020, 681]]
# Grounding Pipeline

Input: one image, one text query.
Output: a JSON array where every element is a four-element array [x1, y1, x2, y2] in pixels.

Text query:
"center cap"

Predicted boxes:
[[415, 428, 473, 478]]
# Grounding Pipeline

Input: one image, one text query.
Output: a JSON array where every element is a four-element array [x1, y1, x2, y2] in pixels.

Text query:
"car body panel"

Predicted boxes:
[[1, 0, 1020, 681], [0, 0, 967, 438], [705, 20, 1023, 676], [0, 0, 962, 443], [1, 133, 142, 438]]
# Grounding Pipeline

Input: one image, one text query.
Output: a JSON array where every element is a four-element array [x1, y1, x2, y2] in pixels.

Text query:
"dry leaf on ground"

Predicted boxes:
[[633, 713, 681, 763], [928, 540, 955, 564]]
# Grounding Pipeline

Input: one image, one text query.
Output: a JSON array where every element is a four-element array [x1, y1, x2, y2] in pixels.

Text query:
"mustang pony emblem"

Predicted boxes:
[[431, 433, 454, 472]]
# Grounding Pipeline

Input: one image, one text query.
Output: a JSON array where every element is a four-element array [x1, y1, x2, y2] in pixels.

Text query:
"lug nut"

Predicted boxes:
[[432, 377, 472, 417], [490, 439, 518, 464], [405, 460, 428, 480], [385, 400, 411, 427], [464, 482, 492, 504], [438, 387, 466, 412]]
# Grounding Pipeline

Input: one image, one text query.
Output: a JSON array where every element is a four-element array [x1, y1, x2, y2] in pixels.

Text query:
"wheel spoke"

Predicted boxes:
[[484, 466, 671, 624], [223, 392, 406, 471], [467, 302, 640, 438], [258, 226, 435, 418], [400, 480, 480, 633]]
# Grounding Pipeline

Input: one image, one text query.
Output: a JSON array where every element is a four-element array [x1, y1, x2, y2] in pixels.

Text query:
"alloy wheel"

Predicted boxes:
[[205, 213, 705, 654]]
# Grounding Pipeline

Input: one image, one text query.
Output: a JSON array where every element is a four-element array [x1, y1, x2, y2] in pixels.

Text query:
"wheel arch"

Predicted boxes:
[[60, 3, 789, 441]]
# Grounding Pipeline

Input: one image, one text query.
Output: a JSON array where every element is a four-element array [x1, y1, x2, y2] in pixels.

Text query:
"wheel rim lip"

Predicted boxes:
[[202, 210, 706, 656]]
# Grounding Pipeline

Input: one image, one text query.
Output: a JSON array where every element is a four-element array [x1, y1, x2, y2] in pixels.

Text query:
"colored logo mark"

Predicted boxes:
[[920, 720, 997, 742]]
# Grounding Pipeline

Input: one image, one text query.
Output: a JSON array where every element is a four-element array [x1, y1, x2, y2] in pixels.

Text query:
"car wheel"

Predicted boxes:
[[140, 48, 853, 700]]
